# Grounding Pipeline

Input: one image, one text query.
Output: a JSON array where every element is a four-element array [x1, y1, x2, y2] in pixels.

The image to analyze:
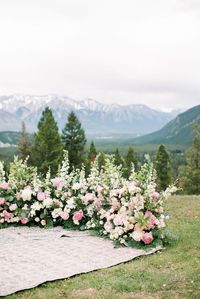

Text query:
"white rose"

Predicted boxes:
[[131, 231, 143, 242]]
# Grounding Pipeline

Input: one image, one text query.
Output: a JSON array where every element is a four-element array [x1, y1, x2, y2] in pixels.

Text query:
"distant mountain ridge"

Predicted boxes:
[[133, 105, 200, 145], [0, 95, 178, 134]]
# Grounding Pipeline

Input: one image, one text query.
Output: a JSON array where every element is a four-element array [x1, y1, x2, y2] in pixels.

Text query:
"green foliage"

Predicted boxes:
[[85, 141, 97, 175], [18, 122, 32, 160], [88, 141, 97, 162], [31, 107, 63, 176], [113, 148, 124, 167], [182, 133, 200, 194], [155, 144, 172, 191], [61, 111, 86, 170], [124, 146, 138, 178]]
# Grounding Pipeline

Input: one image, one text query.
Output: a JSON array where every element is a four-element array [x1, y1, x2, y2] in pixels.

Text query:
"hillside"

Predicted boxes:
[[0, 95, 178, 135], [133, 105, 200, 145]]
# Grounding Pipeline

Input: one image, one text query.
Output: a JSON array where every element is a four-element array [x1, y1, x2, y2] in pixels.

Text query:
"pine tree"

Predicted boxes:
[[85, 141, 97, 175], [155, 144, 172, 191], [18, 121, 32, 160], [61, 111, 86, 170], [182, 133, 200, 194], [88, 141, 97, 162], [32, 107, 63, 176], [114, 148, 124, 167], [124, 146, 138, 178]]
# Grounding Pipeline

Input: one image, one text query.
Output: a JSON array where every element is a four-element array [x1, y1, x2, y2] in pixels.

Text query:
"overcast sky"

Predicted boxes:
[[0, 0, 199, 111]]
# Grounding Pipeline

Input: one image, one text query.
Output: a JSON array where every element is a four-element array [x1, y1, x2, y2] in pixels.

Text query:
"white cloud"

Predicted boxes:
[[0, 0, 199, 110]]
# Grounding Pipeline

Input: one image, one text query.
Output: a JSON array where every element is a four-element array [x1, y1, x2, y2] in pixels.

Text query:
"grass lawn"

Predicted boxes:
[[7, 195, 200, 299]]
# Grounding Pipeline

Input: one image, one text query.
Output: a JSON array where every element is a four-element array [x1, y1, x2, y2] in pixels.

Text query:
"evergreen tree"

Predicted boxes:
[[97, 151, 106, 171], [88, 141, 97, 162], [155, 144, 172, 191], [85, 141, 97, 175], [114, 148, 124, 167], [182, 133, 200, 194], [61, 111, 86, 170], [124, 146, 138, 178], [32, 107, 63, 176], [18, 121, 32, 160]]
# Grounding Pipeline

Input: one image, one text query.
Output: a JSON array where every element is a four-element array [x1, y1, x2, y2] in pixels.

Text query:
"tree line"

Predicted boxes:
[[18, 107, 200, 194]]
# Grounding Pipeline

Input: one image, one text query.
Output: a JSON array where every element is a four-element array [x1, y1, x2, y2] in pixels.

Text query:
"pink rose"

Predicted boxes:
[[9, 204, 17, 211], [2, 210, 11, 220], [37, 192, 46, 201], [141, 232, 154, 244], [0, 182, 9, 190], [145, 211, 157, 227], [0, 198, 5, 205], [151, 192, 160, 201], [51, 177, 63, 188], [20, 217, 29, 224], [73, 210, 84, 223], [60, 211, 69, 220]]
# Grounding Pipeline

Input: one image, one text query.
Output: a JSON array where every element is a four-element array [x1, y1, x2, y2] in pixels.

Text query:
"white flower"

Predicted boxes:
[[43, 197, 53, 208], [72, 182, 82, 190], [41, 219, 46, 226], [131, 231, 143, 242], [66, 198, 76, 209], [51, 208, 62, 219], [31, 202, 43, 211], [21, 187, 32, 201]]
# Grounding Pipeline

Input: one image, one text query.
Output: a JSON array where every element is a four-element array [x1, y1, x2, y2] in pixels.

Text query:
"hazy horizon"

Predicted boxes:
[[0, 0, 200, 111]]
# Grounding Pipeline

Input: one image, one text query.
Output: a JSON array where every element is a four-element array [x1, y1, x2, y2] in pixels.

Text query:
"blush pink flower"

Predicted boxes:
[[141, 232, 154, 244], [9, 204, 17, 211], [145, 211, 157, 227], [15, 192, 21, 200], [0, 198, 5, 205], [2, 210, 11, 220], [20, 217, 29, 224], [60, 211, 70, 220], [73, 210, 84, 223], [0, 182, 9, 190], [113, 214, 124, 226], [51, 177, 63, 188], [37, 192, 46, 201], [83, 193, 94, 205], [151, 192, 160, 201]]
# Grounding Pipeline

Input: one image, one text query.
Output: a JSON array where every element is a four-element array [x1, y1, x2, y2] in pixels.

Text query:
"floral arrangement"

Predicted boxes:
[[0, 152, 177, 247]]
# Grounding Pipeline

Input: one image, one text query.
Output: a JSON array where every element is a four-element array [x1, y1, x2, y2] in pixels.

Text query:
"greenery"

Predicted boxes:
[[124, 146, 138, 178], [113, 148, 124, 167], [31, 107, 63, 176], [181, 132, 200, 194], [18, 122, 32, 160], [155, 144, 172, 191], [6, 195, 200, 299], [61, 111, 86, 170]]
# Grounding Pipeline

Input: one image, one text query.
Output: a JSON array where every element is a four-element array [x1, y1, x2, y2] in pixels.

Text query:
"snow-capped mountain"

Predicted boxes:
[[0, 95, 179, 135]]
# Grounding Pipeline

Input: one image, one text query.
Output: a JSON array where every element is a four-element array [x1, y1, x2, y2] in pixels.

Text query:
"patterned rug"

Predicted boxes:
[[0, 227, 161, 297]]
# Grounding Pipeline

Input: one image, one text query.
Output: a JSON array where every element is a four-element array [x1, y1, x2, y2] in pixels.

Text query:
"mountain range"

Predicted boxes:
[[0, 95, 179, 135], [133, 104, 200, 145]]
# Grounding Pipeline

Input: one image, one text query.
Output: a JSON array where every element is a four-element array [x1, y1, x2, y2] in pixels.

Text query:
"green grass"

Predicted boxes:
[[6, 196, 200, 299]]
